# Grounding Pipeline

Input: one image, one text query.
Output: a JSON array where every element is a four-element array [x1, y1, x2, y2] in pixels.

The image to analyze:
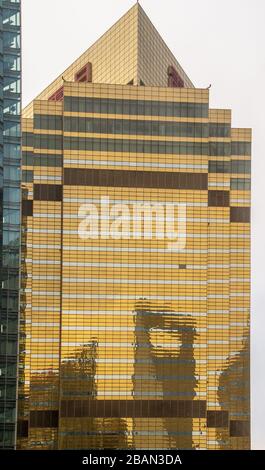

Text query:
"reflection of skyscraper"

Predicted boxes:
[[0, 0, 21, 450], [17, 3, 251, 450], [132, 300, 198, 449], [60, 341, 130, 450], [214, 335, 250, 449]]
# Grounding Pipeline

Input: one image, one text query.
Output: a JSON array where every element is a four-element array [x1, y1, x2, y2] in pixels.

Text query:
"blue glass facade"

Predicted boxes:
[[0, 0, 21, 449]]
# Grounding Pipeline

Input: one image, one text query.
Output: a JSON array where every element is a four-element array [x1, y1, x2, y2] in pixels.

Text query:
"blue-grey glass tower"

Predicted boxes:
[[0, 0, 21, 449]]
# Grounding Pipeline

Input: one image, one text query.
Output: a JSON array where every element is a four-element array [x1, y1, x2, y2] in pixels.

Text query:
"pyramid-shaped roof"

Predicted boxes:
[[23, 3, 193, 115]]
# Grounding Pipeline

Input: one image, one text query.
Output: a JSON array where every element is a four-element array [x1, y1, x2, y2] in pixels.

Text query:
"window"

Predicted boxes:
[[22, 133, 34, 148], [5, 143, 21, 160], [3, 31, 20, 50], [3, 187, 20, 203], [4, 165, 20, 182], [3, 208, 20, 225], [231, 160, 251, 174], [4, 77, 21, 94], [210, 142, 231, 156], [32, 154, 62, 168], [22, 152, 34, 166], [34, 134, 62, 150], [3, 9, 20, 26], [3, 230, 20, 247], [231, 178, 251, 190], [209, 161, 231, 173], [1, 273, 19, 291], [4, 54, 21, 73], [4, 99, 21, 116], [232, 142, 251, 156], [22, 170, 33, 183], [34, 114, 62, 131], [3, 121, 20, 138], [209, 123, 230, 138]]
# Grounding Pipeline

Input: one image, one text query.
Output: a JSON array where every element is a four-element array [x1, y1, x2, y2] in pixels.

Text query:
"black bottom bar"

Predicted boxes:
[[0, 450, 264, 468]]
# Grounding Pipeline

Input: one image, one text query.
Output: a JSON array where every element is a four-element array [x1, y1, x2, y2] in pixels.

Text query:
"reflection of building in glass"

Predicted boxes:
[[132, 300, 198, 449], [17, 3, 251, 450], [212, 335, 250, 449], [60, 341, 129, 450], [0, 0, 21, 450]]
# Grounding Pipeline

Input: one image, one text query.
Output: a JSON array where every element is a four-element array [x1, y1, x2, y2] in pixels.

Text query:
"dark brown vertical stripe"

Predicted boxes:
[[17, 420, 29, 437], [22, 200, 33, 217]]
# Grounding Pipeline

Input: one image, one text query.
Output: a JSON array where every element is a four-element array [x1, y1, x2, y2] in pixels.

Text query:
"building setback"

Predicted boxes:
[[17, 3, 251, 450], [0, 0, 21, 450]]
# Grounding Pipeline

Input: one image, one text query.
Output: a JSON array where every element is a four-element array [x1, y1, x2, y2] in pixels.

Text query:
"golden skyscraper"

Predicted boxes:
[[18, 3, 251, 450]]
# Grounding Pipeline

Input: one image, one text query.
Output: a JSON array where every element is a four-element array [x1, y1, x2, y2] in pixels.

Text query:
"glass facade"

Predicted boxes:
[[17, 4, 251, 450], [0, 0, 21, 450]]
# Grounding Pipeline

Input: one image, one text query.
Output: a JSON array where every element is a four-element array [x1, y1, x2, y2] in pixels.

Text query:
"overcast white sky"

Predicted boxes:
[[22, 0, 265, 449]]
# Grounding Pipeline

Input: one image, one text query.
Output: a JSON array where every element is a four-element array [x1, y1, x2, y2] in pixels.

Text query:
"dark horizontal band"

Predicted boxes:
[[60, 399, 207, 419], [63, 168, 208, 190], [26, 408, 249, 436]]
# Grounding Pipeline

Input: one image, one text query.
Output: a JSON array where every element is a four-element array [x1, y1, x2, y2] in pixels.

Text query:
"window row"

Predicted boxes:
[[209, 123, 231, 138], [36, 114, 209, 138], [209, 160, 251, 174], [22, 169, 33, 183], [63, 137, 209, 156], [209, 142, 231, 157], [22, 152, 62, 168], [64, 96, 209, 118], [232, 142, 251, 156]]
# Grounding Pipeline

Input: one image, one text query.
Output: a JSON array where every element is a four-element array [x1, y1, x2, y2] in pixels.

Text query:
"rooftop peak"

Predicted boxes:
[[24, 3, 193, 114]]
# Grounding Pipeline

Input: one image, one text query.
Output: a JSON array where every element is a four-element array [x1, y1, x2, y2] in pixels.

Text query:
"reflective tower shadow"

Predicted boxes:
[[59, 340, 129, 449], [216, 333, 250, 449], [132, 299, 198, 449]]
